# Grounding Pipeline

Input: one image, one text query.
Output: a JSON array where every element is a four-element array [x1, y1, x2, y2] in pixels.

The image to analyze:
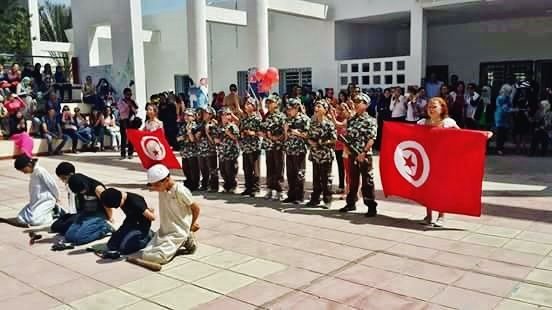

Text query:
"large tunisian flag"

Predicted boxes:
[[127, 129, 181, 170], [380, 122, 488, 216]]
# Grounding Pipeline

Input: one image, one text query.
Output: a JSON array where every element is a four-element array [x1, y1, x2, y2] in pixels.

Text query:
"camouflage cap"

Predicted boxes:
[[286, 98, 301, 109], [315, 99, 329, 111], [266, 94, 281, 104], [184, 108, 196, 116], [222, 107, 234, 115], [200, 106, 216, 115]]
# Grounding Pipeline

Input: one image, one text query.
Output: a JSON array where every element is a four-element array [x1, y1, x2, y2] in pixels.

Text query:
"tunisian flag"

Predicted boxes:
[[380, 122, 488, 216], [127, 129, 181, 170]]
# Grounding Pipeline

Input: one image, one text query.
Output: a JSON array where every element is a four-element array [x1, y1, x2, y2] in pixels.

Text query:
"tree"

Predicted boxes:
[[0, 0, 31, 56], [39, 0, 72, 79]]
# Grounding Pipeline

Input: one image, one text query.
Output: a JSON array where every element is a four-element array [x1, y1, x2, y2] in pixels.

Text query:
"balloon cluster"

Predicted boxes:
[[251, 67, 279, 93]]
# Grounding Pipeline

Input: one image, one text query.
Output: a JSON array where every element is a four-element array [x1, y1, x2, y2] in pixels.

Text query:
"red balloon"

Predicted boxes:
[[255, 69, 267, 82], [266, 67, 278, 80]]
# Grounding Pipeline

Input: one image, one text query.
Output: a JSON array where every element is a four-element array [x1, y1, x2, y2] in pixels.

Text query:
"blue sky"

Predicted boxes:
[[40, 0, 186, 16]]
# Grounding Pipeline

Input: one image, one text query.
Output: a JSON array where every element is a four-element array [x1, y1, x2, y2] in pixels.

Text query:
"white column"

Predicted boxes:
[[250, 0, 270, 71], [27, 0, 40, 60], [187, 0, 209, 83], [129, 0, 147, 116], [408, 4, 427, 87]]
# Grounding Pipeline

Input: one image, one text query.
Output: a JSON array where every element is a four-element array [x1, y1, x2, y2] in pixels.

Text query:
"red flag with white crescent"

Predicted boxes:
[[380, 122, 488, 216], [127, 128, 181, 170]]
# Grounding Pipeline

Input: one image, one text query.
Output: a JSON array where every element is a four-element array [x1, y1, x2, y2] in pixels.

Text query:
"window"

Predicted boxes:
[[374, 63, 381, 72], [351, 64, 359, 73], [362, 76, 370, 85], [373, 76, 381, 84], [385, 62, 393, 71], [279, 67, 312, 94], [362, 63, 370, 72], [397, 60, 405, 70], [89, 25, 113, 67], [351, 76, 359, 85], [397, 74, 405, 84], [340, 64, 348, 73], [385, 75, 393, 85], [174, 75, 193, 95], [340, 76, 348, 86]]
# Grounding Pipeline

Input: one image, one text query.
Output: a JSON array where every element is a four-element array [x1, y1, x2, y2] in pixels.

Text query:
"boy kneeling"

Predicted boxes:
[[128, 164, 200, 271], [100, 188, 154, 255]]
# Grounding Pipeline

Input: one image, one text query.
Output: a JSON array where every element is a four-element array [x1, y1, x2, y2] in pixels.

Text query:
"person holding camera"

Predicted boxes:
[[117, 88, 139, 159]]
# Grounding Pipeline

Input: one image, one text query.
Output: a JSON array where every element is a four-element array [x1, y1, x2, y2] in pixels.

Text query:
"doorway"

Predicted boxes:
[[426, 65, 448, 85], [536, 60, 552, 97]]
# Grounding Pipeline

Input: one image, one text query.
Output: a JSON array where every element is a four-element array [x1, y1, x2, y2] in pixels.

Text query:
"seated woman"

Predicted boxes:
[[2, 155, 60, 227], [9, 110, 34, 157], [104, 106, 120, 151], [61, 106, 92, 153], [64, 173, 114, 245], [100, 188, 154, 255]]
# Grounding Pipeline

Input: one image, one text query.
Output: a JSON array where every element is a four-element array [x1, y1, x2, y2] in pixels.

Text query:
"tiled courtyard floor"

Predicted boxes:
[[1, 153, 552, 309]]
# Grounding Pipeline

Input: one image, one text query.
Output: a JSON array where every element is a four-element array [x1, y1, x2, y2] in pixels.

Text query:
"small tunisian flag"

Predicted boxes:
[[380, 122, 488, 216], [127, 128, 181, 170]]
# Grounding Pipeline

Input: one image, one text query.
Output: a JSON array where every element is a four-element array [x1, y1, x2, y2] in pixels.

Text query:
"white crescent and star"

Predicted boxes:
[[140, 136, 166, 161], [393, 141, 430, 188]]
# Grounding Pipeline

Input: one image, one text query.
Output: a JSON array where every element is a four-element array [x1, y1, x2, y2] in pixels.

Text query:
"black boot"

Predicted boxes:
[[339, 204, 356, 212]]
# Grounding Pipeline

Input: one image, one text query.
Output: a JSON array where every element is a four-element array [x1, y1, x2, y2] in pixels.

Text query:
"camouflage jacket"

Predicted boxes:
[[345, 112, 377, 155], [240, 113, 262, 154], [262, 111, 286, 151], [178, 121, 200, 158], [284, 113, 311, 155], [220, 123, 241, 161], [198, 120, 219, 157], [308, 117, 336, 163]]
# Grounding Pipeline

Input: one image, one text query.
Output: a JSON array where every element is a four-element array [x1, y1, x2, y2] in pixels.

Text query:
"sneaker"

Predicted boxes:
[[240, 190, 251, 196], [293, 200, 303, 205], [183, 232, 197, 254], [434, 217, 445, 227], [339, 204, 356, 212], [273, 192, 283, 201], [305, 200, 320, 207], [120, 155, 126, 160], [282, 197, 295, 203], [419, 216, 432, 226], [264, 190, 273, 200], [323, 201, 332, 209], [365, 207, 377, 217], [128, 155, 133, 159]]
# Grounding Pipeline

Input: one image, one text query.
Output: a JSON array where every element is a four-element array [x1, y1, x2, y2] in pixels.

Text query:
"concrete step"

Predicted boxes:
[[0, 135, 115, 159]]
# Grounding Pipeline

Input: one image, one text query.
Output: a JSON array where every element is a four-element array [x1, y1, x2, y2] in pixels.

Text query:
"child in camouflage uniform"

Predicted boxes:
[[177, 109, 200, 191], [219, 108, 241, 193], [282, 98, 310, 204], [306, 100, 337, 209], [339, 94, 379, 217], [262, 95, 287, 201], [240, 98, 263, 197], [198, 106, 219, 192]]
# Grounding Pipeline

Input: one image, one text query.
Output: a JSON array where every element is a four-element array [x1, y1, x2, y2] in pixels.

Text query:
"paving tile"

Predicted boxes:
[[268, 291, 354, 310], [3, 258, 82, 290], [303, 277, 371, 306], [120, 274, 183, 298], [194, 270, 257, 294], [404, 234, 457, 251], [385, 243, 439, 260], [360, 253, 409, 272], [476, 225, 521, 238], [454, 272, 519, 297], [263, 267, 323, 289], [151, 284, 220, 309], [347, 236, 396, 251], [446, 241, 496, 258], [49, 305, 74, 310], [42, 277, 110, 304], [510, 283, 552, 307], [433, 286, 501, 309], [227, 280, 292, 306], [537, 256, 552, 270], [319, 244, 371, 261], [265, 247, 348, 274], [334, 264, 398, 287], [494, 299, 539, 310], [402, 260, 464, 284], [429, 251, 482, 269], [379, 274, 446, 301], [503, 239, 552, 256], [121, 300, 167, 310], [161, 261, 221, 282], [185, 244, 225, 260], [462, 233, 509, 247], [230, 258, 287, 278], [0, 291, 61, 310], [526, 268, 552, 286], [0, 273, 34, 302], [90, 261, 152, 286], [488, 248, 544, 267], [351, 288, 428, 310], [517, 231, 552, 245], [201, 250, 255, 268], [70, 288, 140, 310], [474, 259, 532, 279], [193, 296, 256, 310]]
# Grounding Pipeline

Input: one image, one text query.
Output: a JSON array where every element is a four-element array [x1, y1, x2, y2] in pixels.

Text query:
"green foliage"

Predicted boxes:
[[39, 0, 73, 80], [0, 1, 31, 55]]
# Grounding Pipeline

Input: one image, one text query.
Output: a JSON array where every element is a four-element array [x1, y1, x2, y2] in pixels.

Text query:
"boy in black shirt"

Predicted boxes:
[[101, 188, 154, 255]]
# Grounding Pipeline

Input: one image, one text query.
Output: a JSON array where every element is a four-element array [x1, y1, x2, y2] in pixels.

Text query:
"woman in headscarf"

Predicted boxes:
[[1, 155, 60, 227], [495, 84, 514, 155], [63, 173, 113, 245]]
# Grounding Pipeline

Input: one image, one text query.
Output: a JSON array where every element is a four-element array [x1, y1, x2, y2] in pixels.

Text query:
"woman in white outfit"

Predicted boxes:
[[12, 155, 59, 226]]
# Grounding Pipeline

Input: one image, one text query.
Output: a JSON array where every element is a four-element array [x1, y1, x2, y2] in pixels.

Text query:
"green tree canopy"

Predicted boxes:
[[0, 0, 31, 55]]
